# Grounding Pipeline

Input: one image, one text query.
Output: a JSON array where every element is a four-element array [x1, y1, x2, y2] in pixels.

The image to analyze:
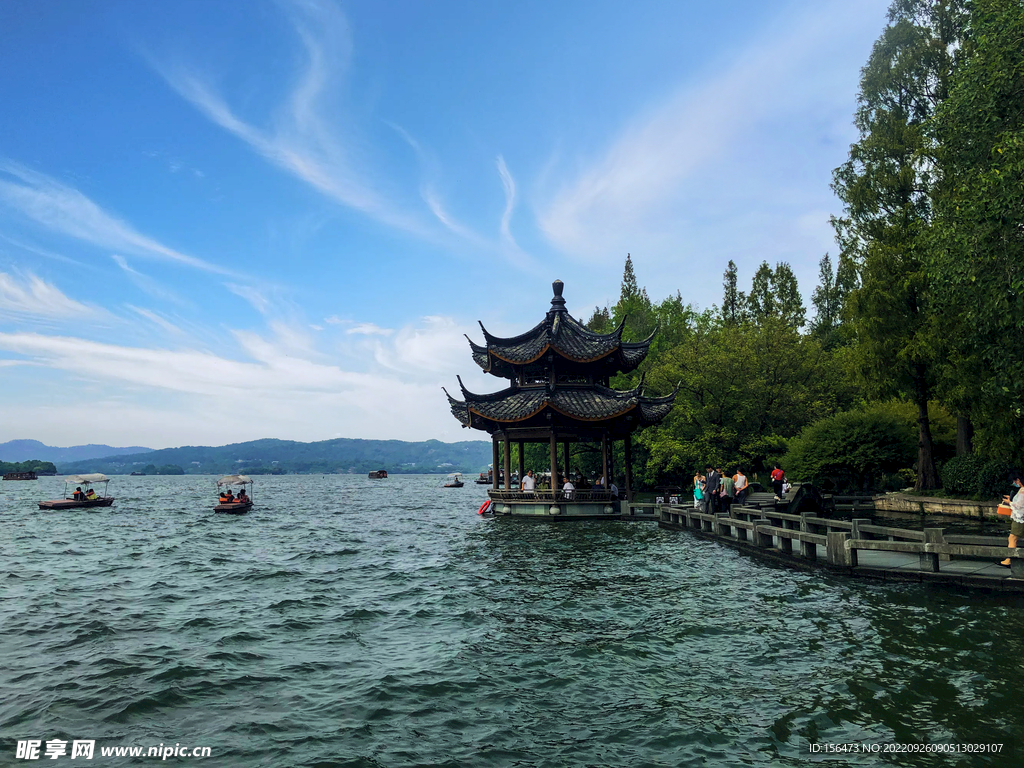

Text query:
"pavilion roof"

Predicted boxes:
[[444, 376, 677, 430], [466, 280, 654, 377]]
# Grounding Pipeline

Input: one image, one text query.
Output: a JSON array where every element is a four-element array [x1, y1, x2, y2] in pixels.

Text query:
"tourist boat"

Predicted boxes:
[[38, 474, 115, 509], [368, 469, 388, 479], [443, 472, 465, 488], [215, 475, 254, 514], [3, 471, 37, 481]]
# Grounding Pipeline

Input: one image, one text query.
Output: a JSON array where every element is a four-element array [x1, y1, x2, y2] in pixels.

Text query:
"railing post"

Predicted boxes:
[[755, 519, 773, 549], [921, 528, 944, 573], [827, 532, 852, 566], [799, 512, 816, 560], [714, 512, 730, 537]]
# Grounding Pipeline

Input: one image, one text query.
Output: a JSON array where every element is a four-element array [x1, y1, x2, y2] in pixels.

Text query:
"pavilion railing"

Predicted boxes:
[[488, 489, 618, 503]]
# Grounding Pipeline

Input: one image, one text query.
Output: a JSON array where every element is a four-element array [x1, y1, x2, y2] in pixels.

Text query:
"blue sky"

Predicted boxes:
[[0, 0, 890, 448]]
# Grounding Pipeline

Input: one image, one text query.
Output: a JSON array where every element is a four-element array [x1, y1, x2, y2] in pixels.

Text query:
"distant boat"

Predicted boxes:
[[3, 471, 37, 481], [38, 474, 114, 510], [130, 471, 144, 476], [215, 475, 254, 515], [368, 470, 388, 479], [443, 472, 465, 488]]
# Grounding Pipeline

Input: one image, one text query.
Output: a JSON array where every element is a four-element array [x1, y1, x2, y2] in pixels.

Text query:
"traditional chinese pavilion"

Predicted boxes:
[[445, 280, 677, 518]]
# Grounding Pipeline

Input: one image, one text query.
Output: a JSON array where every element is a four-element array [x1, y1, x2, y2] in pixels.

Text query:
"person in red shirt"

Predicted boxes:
[[770, 465, 786, 501]]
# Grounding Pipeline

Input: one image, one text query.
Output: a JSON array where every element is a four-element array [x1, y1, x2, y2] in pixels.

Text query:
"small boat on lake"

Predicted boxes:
[[443, 472, 465, 488], [215, 475, 254, 514], [38, 474, 115, 510], [4, 471, 37, 481], [368, 469, 388, 479]]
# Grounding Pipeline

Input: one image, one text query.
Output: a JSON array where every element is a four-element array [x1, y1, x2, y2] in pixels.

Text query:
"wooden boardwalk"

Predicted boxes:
[[642, 499, 1024, 592]]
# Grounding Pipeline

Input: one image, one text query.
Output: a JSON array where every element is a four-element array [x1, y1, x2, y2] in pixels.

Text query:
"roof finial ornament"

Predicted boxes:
[[550, 279, 567, 313]]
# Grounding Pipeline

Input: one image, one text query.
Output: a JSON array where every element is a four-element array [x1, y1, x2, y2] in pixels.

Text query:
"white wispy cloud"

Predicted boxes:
[[226, 283, 271, 315], [0, 271, 103, 320], [150, 0, 425, 236], [112, 254, 190, 306], [126, 305, 185, 336], [536, 0, 889, 266], [0, 161, 231, 275], [497, 155, 518, 250], [0, 320, 484, 444], [346, 322, 393, 336]]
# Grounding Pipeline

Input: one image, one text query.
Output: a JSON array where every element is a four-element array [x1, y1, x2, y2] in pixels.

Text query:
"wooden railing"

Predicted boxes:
[[488, 489, 617, 503], [657, 503, 1024, 579]]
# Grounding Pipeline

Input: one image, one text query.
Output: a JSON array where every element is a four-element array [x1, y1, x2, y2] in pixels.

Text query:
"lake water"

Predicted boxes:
[[2, 475, 1023, 766]]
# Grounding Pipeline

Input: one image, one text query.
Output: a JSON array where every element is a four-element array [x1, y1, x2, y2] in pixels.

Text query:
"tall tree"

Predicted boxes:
[[810, 253, 858, 345], [773, 262, 806, 328], [721, 260, 747, 325], [746, 261, 805, 328], [613, 253, 654, 342], [930, 0, 1024, 460], [747, 261, 776, 323], [831, 0, 967, 490]]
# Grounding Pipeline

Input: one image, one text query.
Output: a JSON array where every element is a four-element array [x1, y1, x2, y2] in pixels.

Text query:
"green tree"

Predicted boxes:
[[810, 253, 858, 345], [746, 261, 805, 328], [721, 260, 747, 325], [613, 253, 655, 342], [830, 0, 967, 490], [930, 0, 1024, 462], [747, 261, 776, 323]]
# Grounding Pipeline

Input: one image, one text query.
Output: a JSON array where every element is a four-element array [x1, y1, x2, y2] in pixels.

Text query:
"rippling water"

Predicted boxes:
[[2, 475, 1024, 766]]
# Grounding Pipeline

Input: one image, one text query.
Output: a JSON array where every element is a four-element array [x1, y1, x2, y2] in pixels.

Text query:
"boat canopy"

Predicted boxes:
[[217, 475, 253, 486], [446, 472, 463, 480], [64, 473, 109, 484]]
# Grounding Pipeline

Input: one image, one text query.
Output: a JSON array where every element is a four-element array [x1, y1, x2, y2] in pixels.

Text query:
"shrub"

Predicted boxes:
[[979, 460, 1016, 500], [782, 407, 917, 493], [940, 454, 987, 495]]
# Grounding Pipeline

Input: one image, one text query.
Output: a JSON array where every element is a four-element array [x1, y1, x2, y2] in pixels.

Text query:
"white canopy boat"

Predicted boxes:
[[38, 474, 114, 510]]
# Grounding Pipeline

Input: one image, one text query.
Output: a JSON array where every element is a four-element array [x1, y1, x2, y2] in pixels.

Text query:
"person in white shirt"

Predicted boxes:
[[562, 478, 575, 500], [521, 469, 536, 494], [733, 470, 749, 505], [1000, 473, 1024, 567]]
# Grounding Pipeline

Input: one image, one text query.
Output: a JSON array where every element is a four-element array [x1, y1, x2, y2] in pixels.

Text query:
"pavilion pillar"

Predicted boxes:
[[601, 432, 609, 488], [549, 432, 558, 494], [624, 434, 633, 502], [491, 439, 499, 491], [503, 435, 512, 490], [563, 441, 571, 482], [609, 440, 615, 488], [517, 440, 524, 486]]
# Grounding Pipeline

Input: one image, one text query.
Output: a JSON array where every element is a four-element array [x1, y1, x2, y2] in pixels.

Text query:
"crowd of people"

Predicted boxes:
[[691, 465, 789, 513]]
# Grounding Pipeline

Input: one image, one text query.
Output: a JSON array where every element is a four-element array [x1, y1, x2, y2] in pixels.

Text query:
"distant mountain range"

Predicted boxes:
[[0, 439, 154, 463], [54, 437, 492, 476]]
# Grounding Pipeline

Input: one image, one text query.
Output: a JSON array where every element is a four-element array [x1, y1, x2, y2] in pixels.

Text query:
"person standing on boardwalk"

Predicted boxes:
[[521, 469, 536, 495], [1000, 473, 1024, 567], [693, 471, 704, 509], [705, 465, 721, 513], [733, 469, 749, 506], [720, 469, 735, 515], [770, 465, 785, 501]]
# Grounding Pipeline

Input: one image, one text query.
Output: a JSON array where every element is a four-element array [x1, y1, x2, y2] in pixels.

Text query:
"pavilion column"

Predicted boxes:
[[601, 432, 609, 489], [517, 441, 524, 486], [491, 439, 499, 491], [563, 441, 571, 482], [549, 431, 558, 497], [503, 435, 512, 491], [609, 440, 615, 488], [624, 434, 633, 502]]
